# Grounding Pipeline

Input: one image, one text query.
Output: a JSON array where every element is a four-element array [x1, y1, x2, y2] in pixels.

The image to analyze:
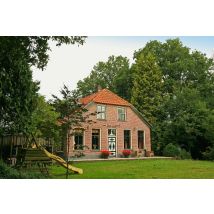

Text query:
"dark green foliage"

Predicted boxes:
[[131, 52, 163, 123], [163, 143, 180, 158], [0, 37, 39, 134], [0, 36, 86, 135], [30, 96, 60, 142], [180, 149, 192, 160], [132, 38, 214, 159], [154, 87, 214, 159], [0, 37, 86, 70], [162, 144, 191, 159], [77, 55, 132, 101], [134, 38, 214, 96], [203, 147, 214, 161], [0, 160, 44, 179]]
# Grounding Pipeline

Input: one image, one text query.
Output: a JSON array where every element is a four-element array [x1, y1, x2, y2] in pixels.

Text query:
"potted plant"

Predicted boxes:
[[100, 150, 110, 159], [122, 150, 131, 158]]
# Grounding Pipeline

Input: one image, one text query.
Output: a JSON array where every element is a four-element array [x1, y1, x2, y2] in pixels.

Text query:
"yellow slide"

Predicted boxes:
[[41, 147, 83, 174], [31, 134, 83, 174]]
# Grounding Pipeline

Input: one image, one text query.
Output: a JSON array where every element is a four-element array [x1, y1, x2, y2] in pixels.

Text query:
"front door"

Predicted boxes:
[[108, 129, 116, 157]]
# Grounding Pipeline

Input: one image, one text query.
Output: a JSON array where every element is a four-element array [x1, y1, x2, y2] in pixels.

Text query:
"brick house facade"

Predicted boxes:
[[67, 89, 151, 159]]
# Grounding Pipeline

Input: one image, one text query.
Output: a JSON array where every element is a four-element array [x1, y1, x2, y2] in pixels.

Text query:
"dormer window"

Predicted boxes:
[[97, 105, 106, 120], [118, 107, 126, 121]]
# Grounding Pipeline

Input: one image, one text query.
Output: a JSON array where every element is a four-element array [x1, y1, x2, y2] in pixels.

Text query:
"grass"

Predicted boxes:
[[49, 159, 214, 179]]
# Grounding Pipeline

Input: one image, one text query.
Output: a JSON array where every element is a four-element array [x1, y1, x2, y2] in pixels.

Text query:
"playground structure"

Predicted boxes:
[[39, 146, 83, 174], [0, 134, 83, 175]]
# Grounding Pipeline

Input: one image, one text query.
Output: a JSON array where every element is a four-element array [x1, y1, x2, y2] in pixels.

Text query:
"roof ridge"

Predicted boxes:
[[81, 88, 131, 106]]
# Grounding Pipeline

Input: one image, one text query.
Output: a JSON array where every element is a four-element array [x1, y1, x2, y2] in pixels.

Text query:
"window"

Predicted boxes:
[[108, 129, 116, 136], [92, 129, 100, 150], [138, 131, 144, 149], [124, 130, 131, 149], [97, 105, 106, 120], [74, 129, 84, 150], [118, 107, 126, 121]]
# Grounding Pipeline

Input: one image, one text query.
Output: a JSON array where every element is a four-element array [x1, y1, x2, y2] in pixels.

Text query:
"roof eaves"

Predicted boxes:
[[84, 101, 95, 109]]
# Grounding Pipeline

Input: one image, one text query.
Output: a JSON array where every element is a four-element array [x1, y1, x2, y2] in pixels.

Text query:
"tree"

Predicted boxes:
[[29, 95, 60, 143], [0, 36, 86, 135], [0, 51, 39, 135], [154, 88, 214, 159], [132, 38, 214, 159], [77, 55, 132, 100], [51, 85, 94, 178], [134, 38, 214, 96], [131, 52, 163, 123]]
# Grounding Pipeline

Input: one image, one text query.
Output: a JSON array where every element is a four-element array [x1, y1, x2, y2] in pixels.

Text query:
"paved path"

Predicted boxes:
[[72, 156, 172, 162]]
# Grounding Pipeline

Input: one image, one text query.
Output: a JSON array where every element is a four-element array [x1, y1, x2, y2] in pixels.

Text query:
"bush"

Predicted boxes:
[[162, 144, 192, 159], [122, 150, 131, 158], [203, 147, 214, 161], [100, 150, 110, 159], [0, 160, 45, 179], [180, 149, 192, 159], [163, 143, 180, 158]]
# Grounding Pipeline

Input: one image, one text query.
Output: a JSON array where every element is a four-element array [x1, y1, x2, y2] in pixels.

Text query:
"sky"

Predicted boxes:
[[32, 36, 214, 100]]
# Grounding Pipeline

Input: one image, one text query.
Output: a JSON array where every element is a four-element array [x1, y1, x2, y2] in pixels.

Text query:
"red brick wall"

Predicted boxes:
[[67, 102, 151, 158]]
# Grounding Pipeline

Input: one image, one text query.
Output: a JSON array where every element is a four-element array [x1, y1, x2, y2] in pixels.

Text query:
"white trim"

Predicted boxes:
[[107, 128, 117, 157], [96, 104, 106, 120], [117, 106, 126, 121]]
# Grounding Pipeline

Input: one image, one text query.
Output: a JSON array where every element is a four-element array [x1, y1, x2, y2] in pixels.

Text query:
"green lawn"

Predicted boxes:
[[49, 159, 214, 179]]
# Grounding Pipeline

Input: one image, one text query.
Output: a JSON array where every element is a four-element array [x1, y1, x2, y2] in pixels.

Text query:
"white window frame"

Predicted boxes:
[[117, 107, 126, 121], [97, 105, 106, 120]]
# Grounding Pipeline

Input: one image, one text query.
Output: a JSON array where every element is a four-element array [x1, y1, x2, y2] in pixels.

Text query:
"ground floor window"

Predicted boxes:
[[74, 129, 84, 150], [124, 130, 131, 149], [138, 130, 144, 149], [92, 129, 100, 150]]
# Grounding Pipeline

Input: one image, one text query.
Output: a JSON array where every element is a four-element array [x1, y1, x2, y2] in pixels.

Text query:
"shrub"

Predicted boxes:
[[0, 160, 45, 179], [203, 147, 214, 161], [162, 144, 192, 159], [100, 150, 110, 159], [163, 143, 180, 158], [180, 149, 192, 159], [122, 150, 131, 158]]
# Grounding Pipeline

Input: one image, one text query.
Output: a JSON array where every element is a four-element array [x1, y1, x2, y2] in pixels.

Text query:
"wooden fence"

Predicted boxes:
[[0, 135, 54, 161]]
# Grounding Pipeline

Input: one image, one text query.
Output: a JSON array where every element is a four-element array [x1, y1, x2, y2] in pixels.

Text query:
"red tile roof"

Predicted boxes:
[[80, 89, 131, 106]]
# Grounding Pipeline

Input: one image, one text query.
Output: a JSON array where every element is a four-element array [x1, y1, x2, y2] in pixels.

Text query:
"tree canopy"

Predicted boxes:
[[77, 55, 132, 100], [131, 52, 163, 123], [132, 38, 214, 158], [0, 36, 86, 135]]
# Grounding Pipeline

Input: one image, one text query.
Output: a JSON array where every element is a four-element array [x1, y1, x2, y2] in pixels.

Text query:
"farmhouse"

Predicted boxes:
[[67, 88, 152, 159]]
